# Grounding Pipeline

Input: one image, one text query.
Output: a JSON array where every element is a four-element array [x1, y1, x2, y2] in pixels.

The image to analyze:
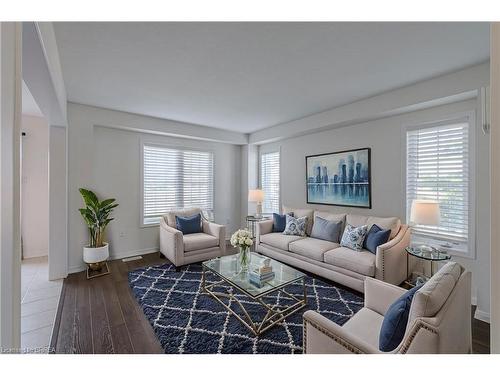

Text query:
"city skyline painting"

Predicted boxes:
[[306, 148, 371, 208]]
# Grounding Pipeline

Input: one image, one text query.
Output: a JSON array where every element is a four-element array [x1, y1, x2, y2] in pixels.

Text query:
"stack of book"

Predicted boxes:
[[249, 263, 275, 287]]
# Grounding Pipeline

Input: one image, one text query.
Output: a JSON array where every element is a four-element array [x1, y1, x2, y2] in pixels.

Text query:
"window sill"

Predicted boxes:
[[411, 235, 475, 260]]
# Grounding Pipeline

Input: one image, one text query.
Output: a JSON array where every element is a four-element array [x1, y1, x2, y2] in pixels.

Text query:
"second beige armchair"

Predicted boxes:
[[159, 208, 226, 269], [303, 261, 471, 354]]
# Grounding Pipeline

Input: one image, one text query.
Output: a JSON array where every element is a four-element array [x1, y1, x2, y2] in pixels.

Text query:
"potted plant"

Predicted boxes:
[[78, 188, 118, 273]]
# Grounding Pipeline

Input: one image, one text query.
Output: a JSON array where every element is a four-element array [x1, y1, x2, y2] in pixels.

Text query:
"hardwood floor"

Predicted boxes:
[[52, 253, 164, 353], [51, 252, 491, 354]]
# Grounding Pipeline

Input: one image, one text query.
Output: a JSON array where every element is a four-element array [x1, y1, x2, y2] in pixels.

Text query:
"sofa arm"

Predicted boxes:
[[256, 219, 273, 244], [364, 277, 406, 316], [203, 220, 226, 254], [375, 224, 411, 285], [303, 310, 380, 354], [160, 217, 184, 266]]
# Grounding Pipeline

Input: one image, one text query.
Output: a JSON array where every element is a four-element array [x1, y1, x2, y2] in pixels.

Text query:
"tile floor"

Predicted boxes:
[[21, 256, 63, 353]]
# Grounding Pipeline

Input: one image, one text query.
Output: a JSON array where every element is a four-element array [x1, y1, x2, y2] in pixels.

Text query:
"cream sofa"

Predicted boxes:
[[303, 262, 472, 353], [159, 207, 226, 268], [256, 207, 410, 292]]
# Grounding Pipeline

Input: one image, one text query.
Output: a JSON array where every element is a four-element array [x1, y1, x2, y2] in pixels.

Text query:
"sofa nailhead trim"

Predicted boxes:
[[398, 321, 438, 354], [303, 317, 363, 354]]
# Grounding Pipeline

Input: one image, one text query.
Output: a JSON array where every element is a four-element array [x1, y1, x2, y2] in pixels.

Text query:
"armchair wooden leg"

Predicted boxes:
[[159, 252, 166, 259], [175, 266, 181, 272]]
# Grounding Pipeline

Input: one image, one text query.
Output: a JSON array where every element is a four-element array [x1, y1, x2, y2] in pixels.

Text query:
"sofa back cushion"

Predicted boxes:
[[165, 207, 202, 228], [283, 206, 314, 236], [310, 216, 342, 243], [408, 262, 462, 324], [346, 214, 401, 239], [314, 211, 346, 226]]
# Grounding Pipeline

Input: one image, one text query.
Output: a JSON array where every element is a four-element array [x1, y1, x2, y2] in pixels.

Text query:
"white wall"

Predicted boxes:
[[490, 22, 500, 352], [67, 103, 242, 273], [48, 125, 67, 280], [259, 98, 491, 320], [21, 115, 49, 259], [0, 21, 22, 349]]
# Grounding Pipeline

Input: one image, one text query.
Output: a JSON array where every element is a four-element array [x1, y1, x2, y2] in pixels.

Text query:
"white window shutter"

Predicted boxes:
[[406, 122, 469, 243], [260, 151, 280, 214], [143, 145, 214, 225]]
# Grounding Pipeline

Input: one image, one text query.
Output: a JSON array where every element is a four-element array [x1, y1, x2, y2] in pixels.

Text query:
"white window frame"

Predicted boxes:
[[259, 149, 281, 214], [140, 140, 215, 227], [402, 111, 476, 259]]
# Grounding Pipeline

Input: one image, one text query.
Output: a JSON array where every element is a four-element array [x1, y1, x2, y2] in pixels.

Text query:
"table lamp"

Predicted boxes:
[[248, 189, 265, 218], [410, 199, 440, 253]]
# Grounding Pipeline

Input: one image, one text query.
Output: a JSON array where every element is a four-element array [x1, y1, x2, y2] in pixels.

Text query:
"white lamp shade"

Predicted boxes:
[[248, 189, 265, 202], [410, 200, 440, 226]]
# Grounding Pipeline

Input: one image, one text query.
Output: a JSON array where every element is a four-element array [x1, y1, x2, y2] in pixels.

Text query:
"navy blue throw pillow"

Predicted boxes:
[[273, 212, 292, 232], [176, 213, 202, 235], [379, 284, 422, 352], [310, 216, 342, 243], [363, 224, 391, 254]]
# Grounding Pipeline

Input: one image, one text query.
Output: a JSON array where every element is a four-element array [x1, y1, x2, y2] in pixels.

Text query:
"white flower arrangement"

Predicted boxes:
[[230, 229, 253, 249]]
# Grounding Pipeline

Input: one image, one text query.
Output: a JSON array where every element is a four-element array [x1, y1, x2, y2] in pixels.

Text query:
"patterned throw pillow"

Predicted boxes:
[[340, 224, 369, 251], [282, 215, 308, 236]]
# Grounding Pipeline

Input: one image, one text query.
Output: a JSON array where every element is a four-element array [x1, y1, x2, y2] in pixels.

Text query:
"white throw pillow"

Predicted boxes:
[[282, 215, 308, 236], [340, 224, 369, 251]]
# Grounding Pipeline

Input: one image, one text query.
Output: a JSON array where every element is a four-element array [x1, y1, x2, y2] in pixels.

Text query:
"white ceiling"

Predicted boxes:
[[54, 22, 490, 133], [22, 80, 43, 117]]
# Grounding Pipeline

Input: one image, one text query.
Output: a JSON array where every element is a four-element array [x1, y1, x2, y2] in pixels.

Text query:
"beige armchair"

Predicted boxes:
[[303, 261, 471, 354], [159, 208, 226, 269]]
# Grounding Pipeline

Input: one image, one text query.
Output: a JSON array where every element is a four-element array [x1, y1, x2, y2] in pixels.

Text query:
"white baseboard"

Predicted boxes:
[[109, 247, 159, 260], [474, 308, 490, 323], [23, 251, 49, 259], [68, 264, 86, 274], [68, 247, 160, 274]]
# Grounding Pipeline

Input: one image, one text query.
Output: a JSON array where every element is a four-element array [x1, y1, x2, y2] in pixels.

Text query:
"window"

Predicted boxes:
[[142, 144, 214, 225], [406, 118, 473, 251], [260, 151, 280, 214]]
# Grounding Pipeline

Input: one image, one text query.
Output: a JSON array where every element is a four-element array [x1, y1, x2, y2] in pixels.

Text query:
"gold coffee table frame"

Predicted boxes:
[[201, 264, 307, 336]]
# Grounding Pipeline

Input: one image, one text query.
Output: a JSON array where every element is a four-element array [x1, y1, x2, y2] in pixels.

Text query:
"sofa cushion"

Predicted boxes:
[[314, 211, 346, 225], [363, 224, 391, 254], [283, 215, 308, 236], [409, 261, 462, 322], [283, 206, 314, 236], [346, 214, 401, 240], [379, 284, 423, 352], [259, 233, 303, 251], [183, 232, 219, 252], [175, 213, 202, 235], [343, 307, 384, 349], [289, 237, 340, 262], [340, 224, 369, 251], [310, 216, 342, 243], [166, 207, 202, 228], [273, 212, 291, 232], [323, 246, 376, 276]]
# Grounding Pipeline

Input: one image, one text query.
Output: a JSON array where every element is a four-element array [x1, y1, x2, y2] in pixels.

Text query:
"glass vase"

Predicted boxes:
[[238, 246, 251, 272]]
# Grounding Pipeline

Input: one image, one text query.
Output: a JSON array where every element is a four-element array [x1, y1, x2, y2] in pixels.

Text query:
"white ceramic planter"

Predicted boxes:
[[83, 243, 109, 264]]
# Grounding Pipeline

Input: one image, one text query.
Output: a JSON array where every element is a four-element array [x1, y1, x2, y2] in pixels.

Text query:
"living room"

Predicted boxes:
[[1, 1, 500, 371]]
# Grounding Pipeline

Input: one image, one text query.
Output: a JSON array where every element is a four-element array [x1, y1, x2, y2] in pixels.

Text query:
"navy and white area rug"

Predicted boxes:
[[128, 263, 363, 354]]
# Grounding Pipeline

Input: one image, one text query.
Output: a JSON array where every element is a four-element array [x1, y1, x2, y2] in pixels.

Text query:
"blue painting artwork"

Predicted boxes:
[[306, 148, 371, 208]]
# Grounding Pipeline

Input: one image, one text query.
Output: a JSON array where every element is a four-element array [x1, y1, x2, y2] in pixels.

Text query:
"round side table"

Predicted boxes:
[[405, 246, 451, 288]]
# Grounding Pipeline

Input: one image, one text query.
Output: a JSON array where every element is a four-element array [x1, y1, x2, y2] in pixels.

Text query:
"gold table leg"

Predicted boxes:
[[201, 268, 307, 336]]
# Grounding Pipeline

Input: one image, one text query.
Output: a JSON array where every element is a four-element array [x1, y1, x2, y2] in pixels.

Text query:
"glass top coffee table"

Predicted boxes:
[[202, 253, 307, 336]]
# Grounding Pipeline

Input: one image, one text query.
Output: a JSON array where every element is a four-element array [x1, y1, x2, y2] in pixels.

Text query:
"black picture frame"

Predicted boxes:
[[305, 147, 372, 209]]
